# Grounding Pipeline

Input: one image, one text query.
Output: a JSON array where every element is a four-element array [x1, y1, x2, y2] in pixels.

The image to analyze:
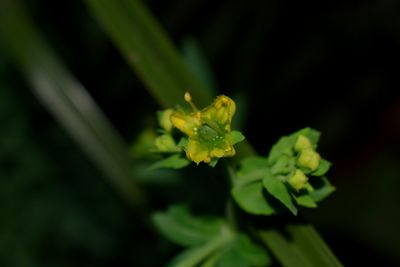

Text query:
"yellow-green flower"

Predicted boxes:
[[170, 92, 238, 164]]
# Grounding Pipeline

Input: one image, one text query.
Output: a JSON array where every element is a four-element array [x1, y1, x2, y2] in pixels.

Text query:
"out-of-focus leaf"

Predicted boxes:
[[293, 194, 318, 208], [182, 37, 217, 94], [0, 0, 144, 208], [166, 226, 234, 267], [260, 224, 343, 267], [262, 169, 297, 215], [148, 154, 190, 170], [232, 182, 276, 216], [237, 156, 268, 176], [84, 0, 213, 108], [152, 205, 225, 247], [134, 163, 182, 186], [216, 234, 271, 267], [200, 253, 221, 267], [234, 156, 268, 187], [310, 177, 336, 202]]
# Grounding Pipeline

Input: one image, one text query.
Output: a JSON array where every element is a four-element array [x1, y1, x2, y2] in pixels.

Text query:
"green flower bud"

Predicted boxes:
[[271, 154, 295, 175], [158, 109, 174, 132], [154, 134, 180, 152], [297, 148, 320, 171], [288, 169, 309, 191], [294, 134, 312, 152], [130, 129, 157, 158]]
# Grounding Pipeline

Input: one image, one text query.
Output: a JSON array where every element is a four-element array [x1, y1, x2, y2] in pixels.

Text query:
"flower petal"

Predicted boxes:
[[170, 111, 201, 137]]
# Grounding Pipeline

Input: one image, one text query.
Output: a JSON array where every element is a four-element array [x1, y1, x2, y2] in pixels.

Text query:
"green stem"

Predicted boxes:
[[225, 165, 238, 230]]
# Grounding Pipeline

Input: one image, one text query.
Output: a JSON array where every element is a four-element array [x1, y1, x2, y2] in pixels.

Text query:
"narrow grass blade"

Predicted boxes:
[[0, 0, 145, 208], [84, 0, 213, 108]]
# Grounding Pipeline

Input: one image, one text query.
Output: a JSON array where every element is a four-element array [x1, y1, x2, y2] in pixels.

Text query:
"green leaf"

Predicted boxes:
[[310, 177, 336, 202], [238, 156, 269, 175], [230, 131, 245, 145], [177, 137, 189, 148], [312, 159, 331, 176], [152, 205, 226, 247], [218, 234, 270, 267], [262, 169, 297, 215], [293, 194, 318, 208], [134, 163, 182, 186], [200, 252, 221, 267], [148, 154, 190, 170], [234, 156, 268, 188], [214, 248, 248, 267], [235, 235, 270, 266], [166, 226, 235, 267], [167, 246, 208, 267], [231, 182, 276, 216]]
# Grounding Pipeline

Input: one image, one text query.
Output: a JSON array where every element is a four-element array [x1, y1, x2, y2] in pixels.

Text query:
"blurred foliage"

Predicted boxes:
[[0, 0, 400, 266], [0, 67, 164, 266]]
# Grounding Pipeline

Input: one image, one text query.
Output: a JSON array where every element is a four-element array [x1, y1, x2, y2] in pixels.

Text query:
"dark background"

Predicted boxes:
[[1, 0, 399, 266]]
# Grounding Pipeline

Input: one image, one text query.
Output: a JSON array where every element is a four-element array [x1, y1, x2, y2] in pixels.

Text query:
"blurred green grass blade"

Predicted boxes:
[[0, 0, 144, 208], [260, 224, 343, 267], [83, 0, 341, 266], [181, 37, 217, 94], [202, 0, 247, 61], [84, 0, 213, 108]]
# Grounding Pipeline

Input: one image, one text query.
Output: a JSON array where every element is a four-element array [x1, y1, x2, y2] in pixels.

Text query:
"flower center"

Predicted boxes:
[[198, 124, 222, 143]]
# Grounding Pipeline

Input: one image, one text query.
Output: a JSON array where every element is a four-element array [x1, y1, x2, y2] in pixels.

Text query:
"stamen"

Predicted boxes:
[[184, 91, 199, 111]]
